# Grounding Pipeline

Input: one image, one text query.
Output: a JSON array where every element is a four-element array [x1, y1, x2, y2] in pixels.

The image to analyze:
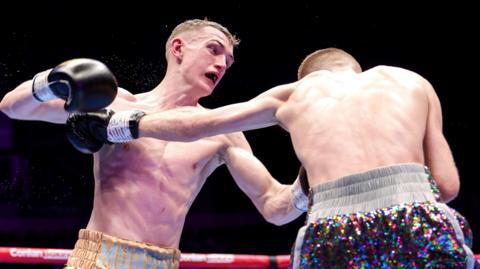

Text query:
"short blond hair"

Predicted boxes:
[[165, 19, 240, 59], [297, 48, 362, 79]]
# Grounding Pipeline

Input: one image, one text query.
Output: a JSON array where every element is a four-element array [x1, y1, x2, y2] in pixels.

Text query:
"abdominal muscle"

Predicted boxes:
[[86, 135, 223, 248]]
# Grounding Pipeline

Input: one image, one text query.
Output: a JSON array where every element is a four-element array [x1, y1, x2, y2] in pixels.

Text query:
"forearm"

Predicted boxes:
[[260, 183, 304, 226], [224, 146, 304, 225], [138, 110, 210, 142], [138, 99, 280, 142], [0, 80, 66, 123]]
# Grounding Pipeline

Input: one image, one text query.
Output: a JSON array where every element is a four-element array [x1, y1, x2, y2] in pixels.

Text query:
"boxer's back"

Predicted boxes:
[[278, 66, 429, 185]]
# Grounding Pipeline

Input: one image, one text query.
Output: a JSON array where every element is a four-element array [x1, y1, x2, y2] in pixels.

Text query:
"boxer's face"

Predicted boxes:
[[174, 26, 234, 97]]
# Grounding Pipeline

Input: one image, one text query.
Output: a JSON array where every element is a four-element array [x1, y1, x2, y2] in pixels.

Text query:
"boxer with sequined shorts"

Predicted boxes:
[[292, 164, 478, 269]]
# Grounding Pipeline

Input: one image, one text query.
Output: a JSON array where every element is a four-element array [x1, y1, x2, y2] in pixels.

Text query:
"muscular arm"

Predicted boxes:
[[0, 80, 68, 123], [423, 80, 460, 203], [138, 83, 295, 141], [221, 133, 303, 226], [1, 59, 118, 124]]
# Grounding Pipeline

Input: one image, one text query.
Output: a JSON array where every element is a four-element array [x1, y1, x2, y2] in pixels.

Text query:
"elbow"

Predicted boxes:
[[0, 96, 14, 118], [266, 211, 299, 226], [0, 99, 29, 120], [441, 193, 458, 203], [262, 207, 294, 226], [439, 177, 460, 203], [0, 89, 32, 120], [0, 82, 26, 118], [264, 214, 287, 226], [258, 204, 284, 226], [269, 220, 285, 226], [429, 165, 460, 203], [440, 183, 460, 203], [260, 185, 300, 226]]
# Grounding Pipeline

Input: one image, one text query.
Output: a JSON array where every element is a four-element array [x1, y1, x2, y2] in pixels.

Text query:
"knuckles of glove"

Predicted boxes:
[[65, 109, 114, 154]]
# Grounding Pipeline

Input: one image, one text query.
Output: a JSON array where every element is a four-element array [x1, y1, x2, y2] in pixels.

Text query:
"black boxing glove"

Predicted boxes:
[[66, 109, 146, 154], [32, 58, 118, 112]]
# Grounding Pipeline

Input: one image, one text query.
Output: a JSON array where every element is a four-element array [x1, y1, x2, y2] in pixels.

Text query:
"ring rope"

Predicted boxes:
[[0, 247, 290, 268], [1, 246, 479, 267]]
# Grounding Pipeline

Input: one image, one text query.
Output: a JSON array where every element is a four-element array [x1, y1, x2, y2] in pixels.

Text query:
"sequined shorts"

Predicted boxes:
[[292, 164, 477, 269], [64, 229, 181, 269]]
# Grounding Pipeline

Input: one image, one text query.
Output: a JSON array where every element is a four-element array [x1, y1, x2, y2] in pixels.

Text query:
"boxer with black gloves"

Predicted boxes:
[[1, 19, 306, 269]]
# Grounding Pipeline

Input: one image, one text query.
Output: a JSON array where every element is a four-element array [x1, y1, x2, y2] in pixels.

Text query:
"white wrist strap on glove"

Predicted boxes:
[[32, 69, 55, 102], [107, 110, 142, 143], [292, 177, 309, 212]]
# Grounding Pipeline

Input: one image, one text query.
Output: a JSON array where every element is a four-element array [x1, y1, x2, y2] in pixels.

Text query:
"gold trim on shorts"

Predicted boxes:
[[65, 229, 181, 269]]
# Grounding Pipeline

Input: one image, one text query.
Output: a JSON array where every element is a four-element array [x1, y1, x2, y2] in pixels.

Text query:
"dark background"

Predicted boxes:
[[0, 2, 478, 268]]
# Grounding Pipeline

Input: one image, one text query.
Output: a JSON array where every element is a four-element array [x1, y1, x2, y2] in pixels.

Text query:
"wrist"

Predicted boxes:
[[292, 177, 309, 212], [107, 110, 146, 143], [32, 69, 55, 102]]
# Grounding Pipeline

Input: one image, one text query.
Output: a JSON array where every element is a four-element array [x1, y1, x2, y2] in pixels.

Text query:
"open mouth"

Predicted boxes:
[[205, 73, 218, 84]]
